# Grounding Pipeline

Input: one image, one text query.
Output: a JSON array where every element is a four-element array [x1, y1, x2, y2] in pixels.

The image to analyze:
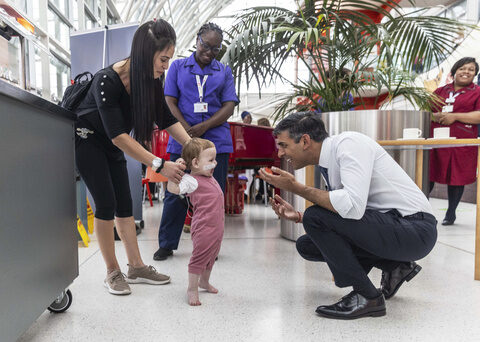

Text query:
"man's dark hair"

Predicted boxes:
[[130, 19, 176, 143], [450, 57, 479, 77], [273, 112, 329, 143]]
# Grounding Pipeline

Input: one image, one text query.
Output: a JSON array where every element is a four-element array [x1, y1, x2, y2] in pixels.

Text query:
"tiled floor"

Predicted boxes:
[[18, 198, 480, 342]]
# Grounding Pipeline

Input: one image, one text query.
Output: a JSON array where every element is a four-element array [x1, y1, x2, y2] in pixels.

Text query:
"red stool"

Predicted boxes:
[[142, 178, 153, 207]]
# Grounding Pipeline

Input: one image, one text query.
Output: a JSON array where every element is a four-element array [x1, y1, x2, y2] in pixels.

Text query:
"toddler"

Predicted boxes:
[[168, 138, 224, 306]]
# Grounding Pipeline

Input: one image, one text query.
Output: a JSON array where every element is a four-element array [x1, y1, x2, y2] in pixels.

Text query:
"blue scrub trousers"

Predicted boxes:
[[157, 153, 229, 250]]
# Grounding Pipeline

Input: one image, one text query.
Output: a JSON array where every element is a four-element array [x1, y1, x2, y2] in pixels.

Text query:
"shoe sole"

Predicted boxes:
[[153, 255, 171, 261], [103, 281, 131, 295], [126, 277, 171, 285], [384, 264, 422, 300], [153, 251, 173, 261], [441, 221, 455, 226], [316, 308, 386, 320]]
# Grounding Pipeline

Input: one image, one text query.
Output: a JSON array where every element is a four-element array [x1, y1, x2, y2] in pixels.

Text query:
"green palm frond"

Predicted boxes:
[[222, 0, 474, 118], [381, 11, 476, 70]]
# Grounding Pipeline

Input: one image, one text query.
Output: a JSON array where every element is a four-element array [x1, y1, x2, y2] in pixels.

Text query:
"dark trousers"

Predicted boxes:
[[157, 153, 229, 250], [296, 206, 437, 293]]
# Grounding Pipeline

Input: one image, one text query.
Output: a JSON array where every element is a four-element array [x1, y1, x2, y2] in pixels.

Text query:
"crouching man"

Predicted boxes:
[[260, 112, 437, 320]]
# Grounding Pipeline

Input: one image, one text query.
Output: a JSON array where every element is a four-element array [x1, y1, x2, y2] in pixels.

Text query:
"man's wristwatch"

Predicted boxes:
[[152, 157, 165, 173]]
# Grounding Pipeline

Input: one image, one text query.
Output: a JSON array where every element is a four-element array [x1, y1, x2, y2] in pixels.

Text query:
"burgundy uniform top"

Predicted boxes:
[[430, 82, 480, 185]]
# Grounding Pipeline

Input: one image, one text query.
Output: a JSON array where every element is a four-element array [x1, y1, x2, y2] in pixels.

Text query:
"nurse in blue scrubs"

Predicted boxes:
[[154, 23, 239, 260]]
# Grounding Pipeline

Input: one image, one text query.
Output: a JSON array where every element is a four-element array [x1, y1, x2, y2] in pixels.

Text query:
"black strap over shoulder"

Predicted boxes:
[[60, 71, 95, 116], [74, 71, 93, 84]]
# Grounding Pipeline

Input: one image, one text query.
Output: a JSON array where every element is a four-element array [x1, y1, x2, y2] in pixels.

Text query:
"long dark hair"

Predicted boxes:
[[130, 19, 176, 143]]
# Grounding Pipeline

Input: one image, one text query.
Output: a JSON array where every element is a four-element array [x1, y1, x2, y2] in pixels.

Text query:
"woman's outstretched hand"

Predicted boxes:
[[161, 161, 185, 184]]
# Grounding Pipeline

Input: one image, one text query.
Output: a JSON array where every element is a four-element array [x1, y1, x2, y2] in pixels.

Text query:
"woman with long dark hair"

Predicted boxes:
[[75, 19, 190, 295]]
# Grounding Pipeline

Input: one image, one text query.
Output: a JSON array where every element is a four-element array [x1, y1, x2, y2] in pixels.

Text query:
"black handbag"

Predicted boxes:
[[59, 71, 95, 116]]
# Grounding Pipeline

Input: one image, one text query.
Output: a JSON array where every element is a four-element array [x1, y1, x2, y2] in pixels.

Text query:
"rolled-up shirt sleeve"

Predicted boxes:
[[328, 136, 375, 220]]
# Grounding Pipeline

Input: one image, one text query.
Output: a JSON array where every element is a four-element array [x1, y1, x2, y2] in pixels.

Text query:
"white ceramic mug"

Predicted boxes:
[[433, 127, 450, 139], [403, 128, 422, 139]]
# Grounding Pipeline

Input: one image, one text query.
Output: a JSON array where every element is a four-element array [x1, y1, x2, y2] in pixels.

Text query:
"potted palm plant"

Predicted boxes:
[[222, 0, 472, 118]]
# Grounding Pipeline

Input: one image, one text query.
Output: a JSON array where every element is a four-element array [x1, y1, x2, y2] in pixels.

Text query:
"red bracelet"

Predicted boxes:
[[294, 211, 302, 224]]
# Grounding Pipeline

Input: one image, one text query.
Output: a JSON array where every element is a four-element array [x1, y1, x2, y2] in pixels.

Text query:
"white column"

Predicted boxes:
[[100, 0, 107, 26], [77, 0, 85, 30], [467, 0, 479, 24]]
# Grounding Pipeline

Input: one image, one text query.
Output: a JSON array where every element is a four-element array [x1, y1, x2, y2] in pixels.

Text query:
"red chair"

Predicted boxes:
[[143, 129, 171, 207], [143, 167, 168, 207]]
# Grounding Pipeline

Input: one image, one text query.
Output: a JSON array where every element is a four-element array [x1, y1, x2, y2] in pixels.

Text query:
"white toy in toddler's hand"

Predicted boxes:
[[178, 174, 198, 195]]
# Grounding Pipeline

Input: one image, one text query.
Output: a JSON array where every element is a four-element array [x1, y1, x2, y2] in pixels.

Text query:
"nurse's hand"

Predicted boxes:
[[187, 122, 208, 138], [160, 161, 185, 184], [437, 112, 456, 126]]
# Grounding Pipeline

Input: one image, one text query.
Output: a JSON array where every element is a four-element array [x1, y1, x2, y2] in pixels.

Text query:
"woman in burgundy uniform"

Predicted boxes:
[[431, 57, 480, 225]]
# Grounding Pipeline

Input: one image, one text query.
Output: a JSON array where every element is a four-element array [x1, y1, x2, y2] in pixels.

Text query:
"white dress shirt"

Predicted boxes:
[[319, 132, 433, 219]]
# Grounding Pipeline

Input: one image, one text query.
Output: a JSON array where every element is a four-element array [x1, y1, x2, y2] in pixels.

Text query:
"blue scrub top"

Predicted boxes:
[[164, 52, 239, 154]]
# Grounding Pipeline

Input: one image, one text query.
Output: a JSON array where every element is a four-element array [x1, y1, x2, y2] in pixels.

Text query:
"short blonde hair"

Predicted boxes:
[[181, 138, 215, 169]]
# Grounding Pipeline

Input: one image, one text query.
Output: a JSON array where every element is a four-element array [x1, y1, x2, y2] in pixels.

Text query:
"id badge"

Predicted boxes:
[[194, 102, 208, 113], [442, 105, 453, 113]]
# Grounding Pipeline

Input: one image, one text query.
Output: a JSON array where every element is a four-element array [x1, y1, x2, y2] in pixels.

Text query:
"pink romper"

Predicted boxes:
[[187, 175, 225, 274]]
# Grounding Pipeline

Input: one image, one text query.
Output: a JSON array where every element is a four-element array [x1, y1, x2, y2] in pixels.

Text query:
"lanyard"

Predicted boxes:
[[195, 75, 208, 102], [446, 91, 460, 104]]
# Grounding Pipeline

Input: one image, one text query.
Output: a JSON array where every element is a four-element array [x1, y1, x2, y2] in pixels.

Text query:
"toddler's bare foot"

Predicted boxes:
[[187, 289, 201, 306], [199, 281, 218, 293]]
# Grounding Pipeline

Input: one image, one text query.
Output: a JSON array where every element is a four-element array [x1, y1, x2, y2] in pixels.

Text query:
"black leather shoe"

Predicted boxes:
[[315, 291, 386, 320], [153, 247, 173, 261], [381, 261, 421, 299], [442, 218, 455, 226]]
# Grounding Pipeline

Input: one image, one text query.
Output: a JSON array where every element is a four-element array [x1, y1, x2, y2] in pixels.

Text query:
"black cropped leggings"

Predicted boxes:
[[75, 136, 132, 220]]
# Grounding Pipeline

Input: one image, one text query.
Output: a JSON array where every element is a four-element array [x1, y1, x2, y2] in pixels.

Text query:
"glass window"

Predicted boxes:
[[85, 13, 96, 29], [85, 0, 95, 12], [72, 0, 79, 29], [107, 13, 116, 25], [48, 7, 71, 48], [13, 0, 27, 12], [0, 36, 22, 86], [25, 41, 44, 96], [49, 55, 69, 103], [50, 0, 69, 14], [30, 1, 40, 23], [446, 0, 467, 22]]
